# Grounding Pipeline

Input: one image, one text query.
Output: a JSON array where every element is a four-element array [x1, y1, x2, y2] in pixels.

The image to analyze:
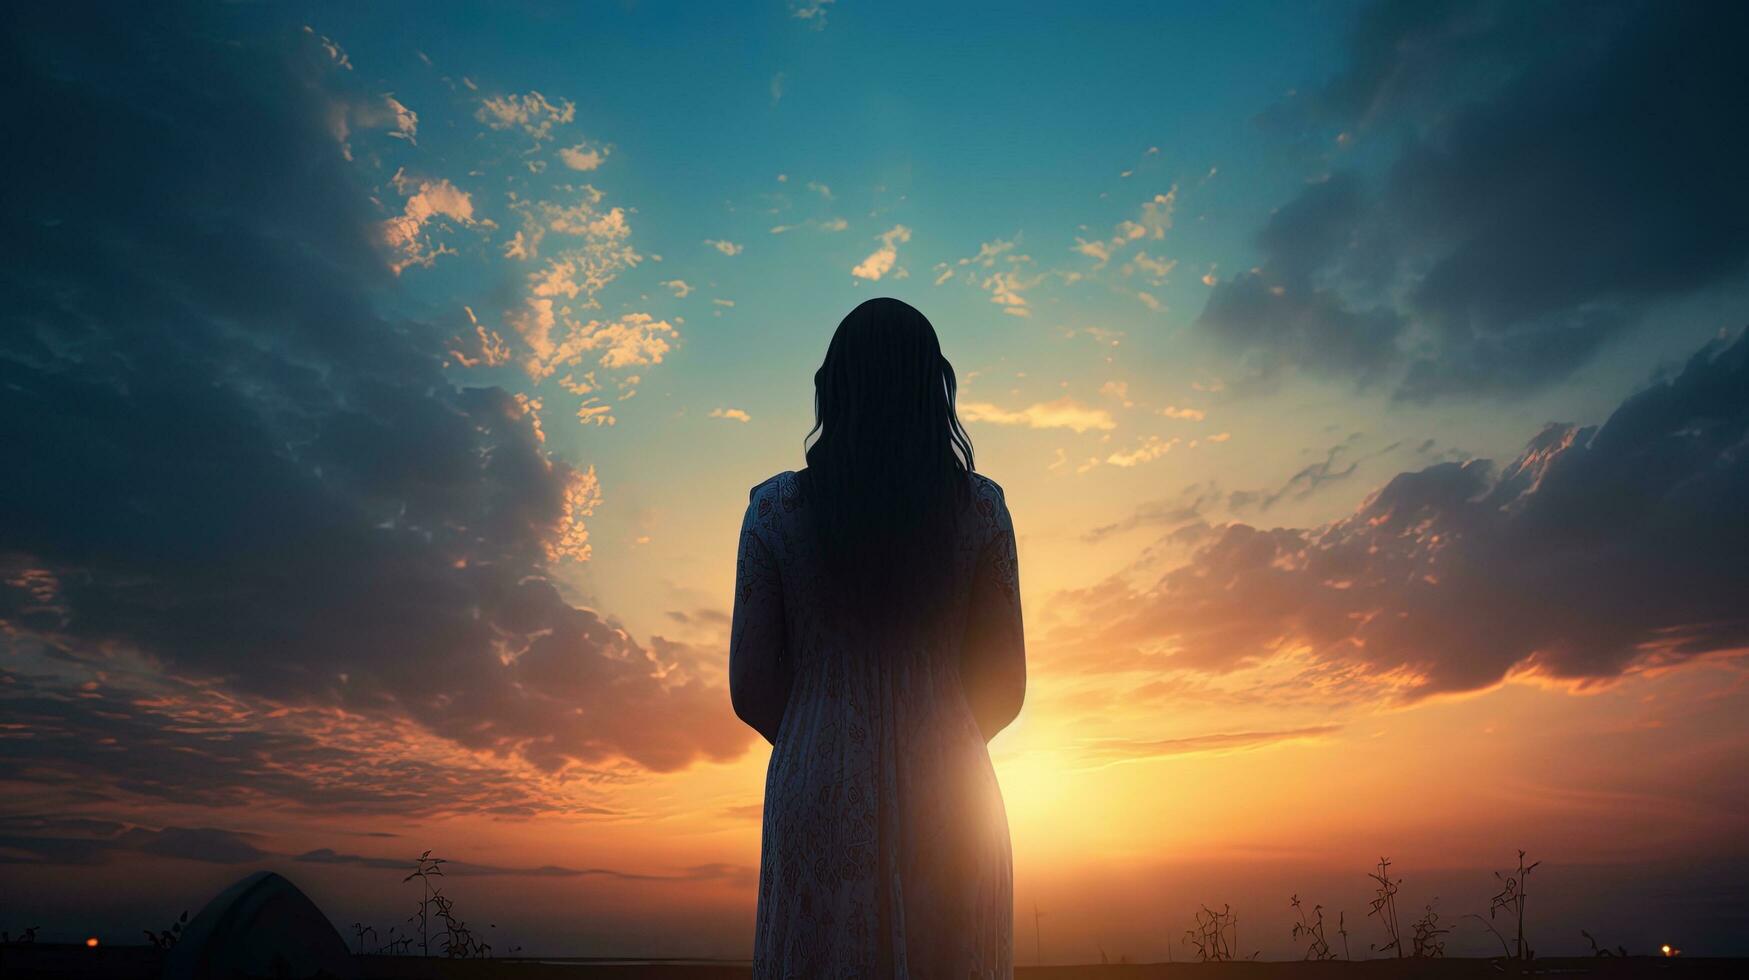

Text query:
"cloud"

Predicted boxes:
[[1074, 187, 1177, 269], [381, 171, 476, 273], [1083, 482, 1221, 542], [476, 90, 575, 144], [505, 184, 635, 265], [295, 847, 753, 883], [0, 815, 270, 866], [1123, 251, 1176, 283], [708, 408, 751, 423], [703, 238, 743, 256], [852, 224, 912, 281], [1197, 173, 1405, 385], [498, 186, 660, 383], [1200, 0, 1749, 398], [1054, 330, 1749, 697], [447, 306, 512, 368], [0, 815, 753, 884], [771, 217, 848, 235], [0, 667, 607, 816], [1105, 435, 1178, 468], [959, 396, 1116, 433], [558, 140, 611, 171], [934, 237, 1044, 315], [789, 0, 835, 29], [1227, 438, 1399, 513], [0, 6, 750, 819], [1077, 725, 1342, 768], [298, 28, 420, 161], [510, 306, 678, 380], [302, 26, 352, 71]]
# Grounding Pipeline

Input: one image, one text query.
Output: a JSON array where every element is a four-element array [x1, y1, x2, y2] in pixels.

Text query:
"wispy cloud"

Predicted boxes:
[[934, 237, 1042, 315], [960, 396, 1115, 433], [789, 0, 835, 29], [558, 140, 611, 171], [1073, 187, 1177, 269], [381, 171, 475, 273], [476, 90, 575, 145], [851, 224, 912, 281], [1077, 725, 1342, 769]]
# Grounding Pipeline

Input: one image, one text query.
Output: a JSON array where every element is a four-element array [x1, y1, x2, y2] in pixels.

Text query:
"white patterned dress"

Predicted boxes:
[[731, 469, 1023, 979]]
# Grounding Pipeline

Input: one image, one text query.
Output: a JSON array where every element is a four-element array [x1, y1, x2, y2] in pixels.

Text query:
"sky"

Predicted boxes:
[[3, 0, 1748, 961]]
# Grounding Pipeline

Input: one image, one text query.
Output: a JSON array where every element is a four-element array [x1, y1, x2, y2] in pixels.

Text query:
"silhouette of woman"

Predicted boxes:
[[731, 297, 1025, 978]]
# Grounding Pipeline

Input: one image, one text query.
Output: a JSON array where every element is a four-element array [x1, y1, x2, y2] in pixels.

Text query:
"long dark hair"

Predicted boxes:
[[801, 297, 975, 635]]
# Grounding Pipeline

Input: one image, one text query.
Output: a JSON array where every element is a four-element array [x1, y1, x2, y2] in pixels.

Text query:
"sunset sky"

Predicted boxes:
[[4, 0, 1748, 960]]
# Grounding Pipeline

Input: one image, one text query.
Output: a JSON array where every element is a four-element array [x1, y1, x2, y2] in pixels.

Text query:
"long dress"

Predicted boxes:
[[731, 469, 1024, 979]]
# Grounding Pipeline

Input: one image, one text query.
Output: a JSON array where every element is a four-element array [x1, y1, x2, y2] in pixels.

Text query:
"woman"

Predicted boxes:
[[730, 297, 1026, 979]]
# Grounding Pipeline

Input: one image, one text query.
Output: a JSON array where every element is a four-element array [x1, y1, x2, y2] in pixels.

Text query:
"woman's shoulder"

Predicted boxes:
[[968, 470, 1009, 510], [745, 470, 804, 519], [747, 469, 796, 502], [968, 470, 1006, 500], [965, 470, 1013, 533]]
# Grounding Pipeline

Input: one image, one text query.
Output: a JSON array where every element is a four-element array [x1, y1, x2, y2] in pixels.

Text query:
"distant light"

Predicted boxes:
[[1662, 944, 1677, 957], [86, 937, 99, 948]]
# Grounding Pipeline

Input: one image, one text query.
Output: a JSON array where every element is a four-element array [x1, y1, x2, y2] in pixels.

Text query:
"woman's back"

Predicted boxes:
[[731, 465, 1023, 978]]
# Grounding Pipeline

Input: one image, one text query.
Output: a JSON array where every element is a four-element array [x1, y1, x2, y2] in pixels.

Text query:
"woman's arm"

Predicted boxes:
[[729, 494, 790, 744], [962, 488, 1026, 741]]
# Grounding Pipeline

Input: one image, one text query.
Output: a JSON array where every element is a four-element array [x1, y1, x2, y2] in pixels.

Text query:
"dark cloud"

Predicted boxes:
[[0, 668, 608, 816], [0, 815, 753, 884], [1084, 481, 1221, 542], [0, 816, 267, 866], [1086, 439, 1399, 545], [1203, 0, 1749, 398], [1058, 330, 1749, 697], [294, 848, 752, 883], [1228, 437, 1401, 514], [1198, 174, 1406, 387], [0, 2, 747, 809]]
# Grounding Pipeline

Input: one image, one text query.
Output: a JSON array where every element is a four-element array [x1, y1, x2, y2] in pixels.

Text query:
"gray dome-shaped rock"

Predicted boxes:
[[165, 870, 356, 980]]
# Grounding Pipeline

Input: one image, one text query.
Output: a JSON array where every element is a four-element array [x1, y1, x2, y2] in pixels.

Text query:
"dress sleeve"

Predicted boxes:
[[730, 490, 791, 745], [961, 485, 1026, 741]]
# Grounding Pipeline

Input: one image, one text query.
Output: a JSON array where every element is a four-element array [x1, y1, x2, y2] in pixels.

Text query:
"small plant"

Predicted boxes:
[[1337, 910, 1351, 960], [1290, 894, 1335, 960], [352, 922, 377, 955], [1489, 849, 1540, 960], [400, 849, 494, 959], [404, 850, 446, 956], [143, 910, 188, 949], [1582, 929, 1626, 958], [376, 924, 414, 955], [1366, 857, 1404, 958], [429, 892, 492, 958], [1458, 912, 1513, 958], [1409, 902, 1448, 957], [1181, 904, 1239, 962]]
